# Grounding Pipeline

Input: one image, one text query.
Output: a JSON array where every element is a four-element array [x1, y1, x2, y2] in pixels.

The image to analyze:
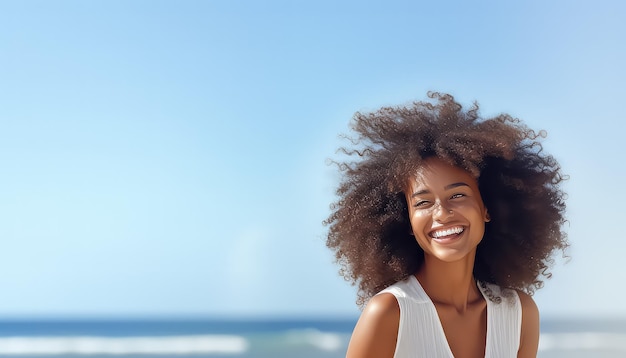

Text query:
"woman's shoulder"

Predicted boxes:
[[515, 290, 539, 331], [478, 283, 539, 356], [515, 290, 538, 312], [346, 292, 400, 358], [515, 290, 540, 357], [364, 292, 401, 321]]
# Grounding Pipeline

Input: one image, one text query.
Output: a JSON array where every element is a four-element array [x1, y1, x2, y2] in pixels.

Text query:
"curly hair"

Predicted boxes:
[[324, 92, 568, 307]]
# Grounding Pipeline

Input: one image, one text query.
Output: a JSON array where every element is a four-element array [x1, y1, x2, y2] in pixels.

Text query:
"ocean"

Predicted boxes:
[[0, 318, 623, 357]]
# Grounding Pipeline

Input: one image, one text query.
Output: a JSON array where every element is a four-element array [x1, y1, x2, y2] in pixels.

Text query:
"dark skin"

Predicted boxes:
[[346, 158, 540, 358]]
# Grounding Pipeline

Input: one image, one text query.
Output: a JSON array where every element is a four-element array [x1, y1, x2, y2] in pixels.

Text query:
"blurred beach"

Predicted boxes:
[[0, 317, 623, 357]]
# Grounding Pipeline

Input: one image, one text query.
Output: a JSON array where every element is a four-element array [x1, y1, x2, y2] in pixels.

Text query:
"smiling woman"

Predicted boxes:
[[405, 158, 489, 265], [324, 92, 568, 358]]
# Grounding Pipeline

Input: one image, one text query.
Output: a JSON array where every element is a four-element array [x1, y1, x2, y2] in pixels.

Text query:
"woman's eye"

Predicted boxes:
[[450, 193, 465, 199], [413, 200, 429, 207]]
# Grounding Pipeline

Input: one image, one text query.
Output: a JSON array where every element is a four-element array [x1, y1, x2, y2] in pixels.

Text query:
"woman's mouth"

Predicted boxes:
[[429, 226, 465, 243]]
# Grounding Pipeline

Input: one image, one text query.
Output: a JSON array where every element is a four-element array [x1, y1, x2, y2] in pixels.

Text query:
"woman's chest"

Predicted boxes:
[[434, 302, 488, 358]]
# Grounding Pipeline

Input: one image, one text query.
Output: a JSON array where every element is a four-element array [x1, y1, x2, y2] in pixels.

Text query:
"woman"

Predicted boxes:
[[325, 92, 568, 357]]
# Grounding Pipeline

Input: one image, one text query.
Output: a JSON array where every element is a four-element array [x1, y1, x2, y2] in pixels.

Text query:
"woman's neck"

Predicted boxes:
[[416, 253, 482, 313]]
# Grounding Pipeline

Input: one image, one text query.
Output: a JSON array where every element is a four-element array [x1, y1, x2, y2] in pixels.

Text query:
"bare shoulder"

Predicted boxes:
[[516, 290, 539, 358], [517, 290, 539, 329], [517, 291, 538, 311], [361, 292, 400, 319], [346, 293, 400, 358]]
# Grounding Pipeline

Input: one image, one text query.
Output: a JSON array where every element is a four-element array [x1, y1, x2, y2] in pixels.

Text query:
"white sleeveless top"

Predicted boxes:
[[378, 275, 522, 358]]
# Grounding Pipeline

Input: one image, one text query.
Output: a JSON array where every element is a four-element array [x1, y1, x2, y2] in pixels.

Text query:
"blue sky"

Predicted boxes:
[[0, 0, 624, 319]]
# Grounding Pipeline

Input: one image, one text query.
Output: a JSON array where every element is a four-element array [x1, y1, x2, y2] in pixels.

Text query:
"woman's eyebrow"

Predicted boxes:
[[445, 182, 470, 190], [411, 182, 470, 197], [411, 189, 430, 198]]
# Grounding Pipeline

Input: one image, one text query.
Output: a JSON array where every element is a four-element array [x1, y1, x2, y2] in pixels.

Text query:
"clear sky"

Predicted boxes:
[[0, 0, 624, 319]]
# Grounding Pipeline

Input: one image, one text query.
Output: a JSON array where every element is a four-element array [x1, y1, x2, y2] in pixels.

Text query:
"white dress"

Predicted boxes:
[[378, 275, 522, 358]]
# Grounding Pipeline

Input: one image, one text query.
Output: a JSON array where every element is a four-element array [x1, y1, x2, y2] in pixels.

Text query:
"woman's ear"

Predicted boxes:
[[485, 210, 491, 223]]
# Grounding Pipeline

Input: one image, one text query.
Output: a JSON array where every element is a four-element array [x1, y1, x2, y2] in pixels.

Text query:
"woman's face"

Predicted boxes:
[[405, 157, 489, 263]]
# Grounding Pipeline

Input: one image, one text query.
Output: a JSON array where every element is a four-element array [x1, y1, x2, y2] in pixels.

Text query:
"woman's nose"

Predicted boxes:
[[433, 201, 454, 221]]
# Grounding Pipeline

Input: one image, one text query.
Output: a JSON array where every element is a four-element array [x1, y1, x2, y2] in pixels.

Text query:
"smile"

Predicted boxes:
[[429, 226, 464, 238]]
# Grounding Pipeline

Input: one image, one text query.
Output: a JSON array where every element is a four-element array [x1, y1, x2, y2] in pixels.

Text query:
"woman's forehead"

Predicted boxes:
[[408, 158, 478, 188]]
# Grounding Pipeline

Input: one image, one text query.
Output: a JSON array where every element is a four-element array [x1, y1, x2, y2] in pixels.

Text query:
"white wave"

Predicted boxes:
[[283, 329, 345, 351], [0, 335, 248, 355], [540, 332, 626, 351]]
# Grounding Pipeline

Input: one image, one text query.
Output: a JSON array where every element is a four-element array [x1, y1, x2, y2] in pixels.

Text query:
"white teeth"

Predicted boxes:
[[431, 227, 464, 238]]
